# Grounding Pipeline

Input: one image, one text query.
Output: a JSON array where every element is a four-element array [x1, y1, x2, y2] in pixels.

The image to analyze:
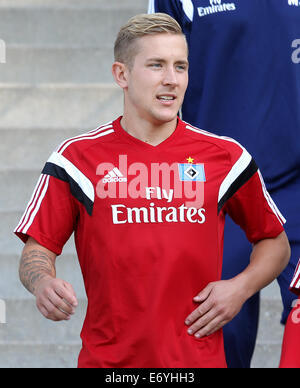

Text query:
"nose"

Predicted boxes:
[[162, 66, 178, 87]]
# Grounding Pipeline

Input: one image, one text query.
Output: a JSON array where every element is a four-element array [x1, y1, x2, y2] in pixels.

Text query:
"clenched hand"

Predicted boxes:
[[34, 277, 78, 322]]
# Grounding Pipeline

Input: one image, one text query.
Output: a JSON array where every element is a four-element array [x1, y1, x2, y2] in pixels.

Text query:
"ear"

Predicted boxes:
[[112, 62, 129, 89]]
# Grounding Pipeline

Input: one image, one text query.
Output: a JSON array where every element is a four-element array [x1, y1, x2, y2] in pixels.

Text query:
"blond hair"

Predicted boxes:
[[114, 13, 185, 68]]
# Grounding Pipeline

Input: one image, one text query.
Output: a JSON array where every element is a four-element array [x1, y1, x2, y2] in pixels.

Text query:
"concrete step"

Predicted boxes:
[[0, 83, 123, 129], [1, 170, 42, 212], [0, 0, 148, 47], [0, 128, 83, 170], [251, 344, 282, 368], [0, 343, 81, 368], [255, 298, 284, 344], [0, 299, 86, 343], [0, 46, 114, 83], [251, 297, 285, 368], [261, 278, 281, 299], [0, 0, 146, 5]]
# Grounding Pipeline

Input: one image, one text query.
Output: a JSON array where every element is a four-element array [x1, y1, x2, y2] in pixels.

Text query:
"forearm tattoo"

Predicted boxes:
[[19, 249, 56, 294]]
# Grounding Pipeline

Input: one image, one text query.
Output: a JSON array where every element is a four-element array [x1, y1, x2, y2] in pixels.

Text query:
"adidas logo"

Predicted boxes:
[[102, 168, 127, 183]]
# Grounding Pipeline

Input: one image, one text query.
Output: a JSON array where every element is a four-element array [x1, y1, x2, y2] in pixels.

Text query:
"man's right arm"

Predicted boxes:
[[19, 236, 78, 321]]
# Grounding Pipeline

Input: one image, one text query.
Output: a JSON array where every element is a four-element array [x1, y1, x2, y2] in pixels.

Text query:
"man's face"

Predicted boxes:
[[123, 33, 189, 125]]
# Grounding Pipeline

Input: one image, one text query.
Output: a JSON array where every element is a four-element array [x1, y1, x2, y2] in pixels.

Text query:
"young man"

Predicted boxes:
[[148, 0, 300, 368], [15, 13, 290, 368], [279, 259, 300, 368]]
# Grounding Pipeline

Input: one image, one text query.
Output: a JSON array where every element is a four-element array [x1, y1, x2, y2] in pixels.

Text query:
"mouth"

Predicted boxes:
[[156, 94, 177, 103]]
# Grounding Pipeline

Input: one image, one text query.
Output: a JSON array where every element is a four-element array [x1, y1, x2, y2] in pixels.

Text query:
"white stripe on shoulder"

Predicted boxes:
[[23, 175, 51, 234], [180, 0, 194, 22], [186, 123, 252, 164], [257, 170, 286, 225], [56, 122, 114, 154], [15, 174, 48, 233], [218, 149, 252, 203], [186, 123, 239, 145], [48, 152, 95, 203], [15, 174, 50, 235]]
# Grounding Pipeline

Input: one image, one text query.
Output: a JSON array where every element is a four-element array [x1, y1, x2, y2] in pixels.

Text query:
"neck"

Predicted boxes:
[[120, 114, 178, 146]]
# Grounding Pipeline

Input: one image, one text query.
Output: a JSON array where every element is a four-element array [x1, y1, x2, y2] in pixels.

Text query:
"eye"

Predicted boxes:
[[176, 64, 188, 72], [149, 63, 162, 68]]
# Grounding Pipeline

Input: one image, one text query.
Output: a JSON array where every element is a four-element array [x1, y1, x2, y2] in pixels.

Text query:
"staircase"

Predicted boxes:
[[0, 0, 284, 368], [0, 0, 147, 368]]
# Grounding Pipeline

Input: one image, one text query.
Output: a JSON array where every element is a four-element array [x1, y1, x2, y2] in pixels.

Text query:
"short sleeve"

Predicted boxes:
[[14, 173, 79, 255], [223, 170, 286, 244]]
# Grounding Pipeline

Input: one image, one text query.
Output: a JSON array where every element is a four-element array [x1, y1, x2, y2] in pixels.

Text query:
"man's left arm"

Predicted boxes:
[[185, 231, 290, 338]]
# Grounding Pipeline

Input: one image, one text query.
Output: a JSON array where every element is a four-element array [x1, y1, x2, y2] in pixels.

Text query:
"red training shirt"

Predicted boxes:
[[15, 117, 285, 368]]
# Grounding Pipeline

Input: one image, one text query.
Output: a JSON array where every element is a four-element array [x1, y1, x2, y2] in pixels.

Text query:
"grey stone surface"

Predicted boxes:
[[0, 299, 87, 343], [251, 284, 285, 368], [0, 344, 81, 368], [0, 46, 115, 83], [0, 1, 148, 47], [0, 84, 123, 129], [0, 128, 83, 170], [251, 344, 283, 369]]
